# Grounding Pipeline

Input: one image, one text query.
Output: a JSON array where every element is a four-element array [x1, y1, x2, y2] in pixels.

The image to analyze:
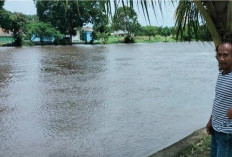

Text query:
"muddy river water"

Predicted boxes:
[[0, 42, 217, 157]]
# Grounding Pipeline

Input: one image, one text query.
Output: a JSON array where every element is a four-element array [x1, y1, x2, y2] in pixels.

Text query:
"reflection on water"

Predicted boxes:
[[0, 43, 217, 157]]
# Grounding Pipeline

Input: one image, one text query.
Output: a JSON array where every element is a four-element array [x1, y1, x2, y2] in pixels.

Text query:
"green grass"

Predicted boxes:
[[134, 35, 176, 43], [0, 36, 14, 45], [177, 135, 210, 157], [0, 35, 176, 46], [97, 35, 176, 44]]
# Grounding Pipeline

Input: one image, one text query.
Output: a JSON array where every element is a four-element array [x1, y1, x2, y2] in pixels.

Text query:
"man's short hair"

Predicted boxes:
[[216, 42, 232, 54]]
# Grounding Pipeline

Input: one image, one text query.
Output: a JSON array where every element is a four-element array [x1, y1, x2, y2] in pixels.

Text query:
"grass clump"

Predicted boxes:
[[177, 135, 210, 157]]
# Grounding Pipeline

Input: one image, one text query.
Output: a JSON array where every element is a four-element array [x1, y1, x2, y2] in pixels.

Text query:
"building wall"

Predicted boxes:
[[72, 31, 80, 42], [31, 35, 55, 43]]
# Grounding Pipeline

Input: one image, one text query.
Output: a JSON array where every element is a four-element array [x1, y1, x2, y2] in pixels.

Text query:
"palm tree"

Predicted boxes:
[[175, 1, 230, 47], [117, 0, 230, 47]]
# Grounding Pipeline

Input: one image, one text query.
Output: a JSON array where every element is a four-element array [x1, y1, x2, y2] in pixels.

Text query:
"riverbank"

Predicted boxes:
[[149, 128, 210, 157], [0, 35, 177, 47]]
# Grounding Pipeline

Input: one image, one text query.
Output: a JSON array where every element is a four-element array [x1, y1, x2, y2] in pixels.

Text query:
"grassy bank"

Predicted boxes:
[[0, 35, 178, 46], [177, 135, 210, 157], [149, 129, 210, 157], [104, 35, 175, 44]]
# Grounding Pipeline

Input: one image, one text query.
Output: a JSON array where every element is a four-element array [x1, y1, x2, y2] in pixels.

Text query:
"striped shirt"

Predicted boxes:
[[212, 71, 232, 134]]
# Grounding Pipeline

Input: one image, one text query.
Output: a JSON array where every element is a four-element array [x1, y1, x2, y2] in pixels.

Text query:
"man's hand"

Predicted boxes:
[[227, 107, 232, 118], [206, 117, 213, 135]]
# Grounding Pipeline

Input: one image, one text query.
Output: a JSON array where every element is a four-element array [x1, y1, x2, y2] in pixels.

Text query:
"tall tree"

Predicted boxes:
[[175, 1, 231, 47], [0, 0, 4, 8], [62, 0, 232, 47], [0, 9, 12, 31], [92, 2, 110, 44], [0, 9, 27, 46], [0, 0, 11, 30], [36, 0, 94, 44], [10, 12, 27, 46], [25, 22, 62, 45], [161, 27, 171, 42], [142, 26, 157, 41], [112, 6, 140, 43]]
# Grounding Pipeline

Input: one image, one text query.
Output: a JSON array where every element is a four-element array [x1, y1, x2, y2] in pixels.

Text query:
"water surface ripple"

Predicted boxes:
[[0, 43, 217, 157]]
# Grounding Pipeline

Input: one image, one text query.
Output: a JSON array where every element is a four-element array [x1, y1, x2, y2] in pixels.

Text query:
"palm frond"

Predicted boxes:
[[175, 1, 202, 41]]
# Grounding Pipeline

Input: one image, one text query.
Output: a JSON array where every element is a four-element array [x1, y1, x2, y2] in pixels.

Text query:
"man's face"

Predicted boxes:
[[216, 43, 232, 73]]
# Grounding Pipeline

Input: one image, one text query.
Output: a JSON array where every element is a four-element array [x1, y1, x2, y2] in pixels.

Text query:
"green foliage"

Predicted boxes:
[[36, 0, 96, 44], [124, 35, 135, 43], [10, 13, 28, 46], [141, 26, 157, 41], [92, 2, 110, 44], [25, 22, 62, 45], [175, 1, 202, 42], [112, 6, 141, 43], [161, 27, 171, 37], [0, 9, 12, 31], [0, 0, 4, 8], [25, 15, 39, 22], [178, 135, 210, 157], [0, 7, 29, 46], [198, 25, 212, 41], [161, 27, 171, 42]]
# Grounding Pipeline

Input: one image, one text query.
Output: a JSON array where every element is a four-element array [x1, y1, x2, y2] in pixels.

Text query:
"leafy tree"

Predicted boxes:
[[92, 2, 110, 44], [36, 0, 95, 44], [25, 22, 62, 45], [25, 15, 39, 22], [155, 26, 163, 36], [161, 27, 171, 42], [170, 27, 177, 39], [142, 26, 157, 41], [10, 12, 27, 46], [93, 20, 110, 44], [198, 25, 212, 41], [0, 0, 27, 47], [0, 9, 12, 31], [112, 6, 140, 43], [174, 1, 231, 47], [0, 11, 27, 46], [0, 1, 12, 32], [0, 0, 4, 8], [46, 0, 232, 47]]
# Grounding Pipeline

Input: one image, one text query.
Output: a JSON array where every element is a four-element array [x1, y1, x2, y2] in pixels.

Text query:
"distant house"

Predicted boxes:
[[111, 30, 128, 36], [72, 30, 81, 42], [0, 28, 13, 43], [82, 27, 93, 43], [31, 34, 55, 44]]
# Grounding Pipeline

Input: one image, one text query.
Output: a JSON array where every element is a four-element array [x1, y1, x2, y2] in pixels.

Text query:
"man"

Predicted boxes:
[[206, 42, 232, 157]]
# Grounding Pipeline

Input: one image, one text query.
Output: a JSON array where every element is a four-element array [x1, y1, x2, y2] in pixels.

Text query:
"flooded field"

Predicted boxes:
[[0, 42, 217, 157]]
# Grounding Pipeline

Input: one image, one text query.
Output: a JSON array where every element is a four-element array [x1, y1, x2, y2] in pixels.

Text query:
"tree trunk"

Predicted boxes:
[[69, 34, 72, 45], [40, 36, 43, 45]]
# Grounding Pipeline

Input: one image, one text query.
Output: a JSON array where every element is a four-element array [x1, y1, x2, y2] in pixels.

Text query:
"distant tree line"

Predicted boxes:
[[0, 0, 212, 46]]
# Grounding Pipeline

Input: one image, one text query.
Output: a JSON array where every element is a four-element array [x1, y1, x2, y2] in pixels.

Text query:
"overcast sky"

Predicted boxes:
[[3, 0, 176, 27]]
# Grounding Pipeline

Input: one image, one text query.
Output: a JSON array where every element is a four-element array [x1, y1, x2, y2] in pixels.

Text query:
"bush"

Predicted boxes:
[[124, 35, 135, 43]]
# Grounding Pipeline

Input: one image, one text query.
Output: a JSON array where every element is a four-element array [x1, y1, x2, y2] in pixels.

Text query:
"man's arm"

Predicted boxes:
[[206, 115, 213, 135], [227, 107, 232, 118]]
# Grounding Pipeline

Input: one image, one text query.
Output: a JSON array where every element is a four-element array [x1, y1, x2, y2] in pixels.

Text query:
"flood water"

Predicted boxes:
[[0, 42, 217, 157]]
